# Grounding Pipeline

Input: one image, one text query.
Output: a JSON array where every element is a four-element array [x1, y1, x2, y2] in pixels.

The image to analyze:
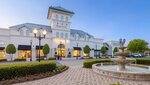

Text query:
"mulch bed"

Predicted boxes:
[[0, 66, 69, 85]]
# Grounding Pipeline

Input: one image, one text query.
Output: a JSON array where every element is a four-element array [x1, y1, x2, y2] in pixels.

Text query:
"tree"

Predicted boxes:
[[43, 44, 50, 58], [127, 39, 148, 53], [113, 47, 119, 54], [83, 45, 91, 56], [6, 44, 16, 61], [101, 46, 107, 56]]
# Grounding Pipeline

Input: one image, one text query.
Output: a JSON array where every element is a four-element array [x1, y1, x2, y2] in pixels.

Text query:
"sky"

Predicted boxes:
[[0, 0, 150, 42]]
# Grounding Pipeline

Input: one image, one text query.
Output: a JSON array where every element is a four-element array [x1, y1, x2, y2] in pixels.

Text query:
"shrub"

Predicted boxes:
[[48, 57, 56, 60], [136, 58, 150, 65], [110, 82, 121, 85], [83, 59, 111, 68], [14, 58, 26, 61], [6, 44, 16, 61], [43, 44, 50, 58], [0, 59, 7, 62], [36, 58, 44, 61], [0, 62, 56, 80]]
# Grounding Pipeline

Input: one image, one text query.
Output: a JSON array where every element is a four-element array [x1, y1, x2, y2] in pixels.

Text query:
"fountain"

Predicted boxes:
[[111, 39, 135, 71], [92, 38, 150, 81]]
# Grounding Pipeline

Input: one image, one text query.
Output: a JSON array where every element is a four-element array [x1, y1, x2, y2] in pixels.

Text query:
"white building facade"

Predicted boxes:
[[104, 40, 120, 57], [0, 6, 104, 61]]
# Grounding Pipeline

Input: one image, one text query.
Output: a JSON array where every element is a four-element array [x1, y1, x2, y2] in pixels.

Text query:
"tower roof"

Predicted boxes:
[[49, 6, 74, 14]]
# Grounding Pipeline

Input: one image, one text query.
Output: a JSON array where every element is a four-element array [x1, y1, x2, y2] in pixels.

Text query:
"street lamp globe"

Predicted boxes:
[[33, 29, 38, 37], [43, 30, 47, 38], [43, 30, 47, 34]]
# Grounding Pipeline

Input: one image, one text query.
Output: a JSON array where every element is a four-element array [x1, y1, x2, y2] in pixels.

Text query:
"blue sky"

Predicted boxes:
[[0, 0, 150, 42]]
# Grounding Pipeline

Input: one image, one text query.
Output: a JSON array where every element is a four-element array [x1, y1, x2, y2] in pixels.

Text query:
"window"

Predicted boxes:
[[56, 15, 59, 20], [20, 30, 24, 36], [74, 35, 77, 40], [61, 16, 64, 21], [26, 30, 30, 36], [61, 32, 64, 38], [65, 33, 68, 38], [56, 32, 59, 38], [66, 17, 68, 21]]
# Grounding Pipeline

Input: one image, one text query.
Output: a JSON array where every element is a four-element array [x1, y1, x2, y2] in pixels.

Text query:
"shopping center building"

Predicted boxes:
[[0, 6, 119, 61]]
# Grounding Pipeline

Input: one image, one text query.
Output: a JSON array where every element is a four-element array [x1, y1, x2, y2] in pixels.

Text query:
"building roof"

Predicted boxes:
[[9, 23, 94, 38], [71, 29, 94, 38], [49, 6, 74, 14], [9, 23, 52, 32]]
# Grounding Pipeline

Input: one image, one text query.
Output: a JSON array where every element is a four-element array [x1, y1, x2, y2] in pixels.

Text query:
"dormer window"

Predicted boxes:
[[26, 30, 30, 36], [20, 30, 24, 36]]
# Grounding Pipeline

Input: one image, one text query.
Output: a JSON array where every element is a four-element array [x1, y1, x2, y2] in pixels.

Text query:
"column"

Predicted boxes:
[[32, 46, 36, 61]]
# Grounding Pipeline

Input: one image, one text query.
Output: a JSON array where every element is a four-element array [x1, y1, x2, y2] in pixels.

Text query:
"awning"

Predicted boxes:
[[73, 47, 82, 50], [36, 46, 43, 49], [18, 45, 31, 50], [0, 47, 5, 50], [94, 49, 100, 51]]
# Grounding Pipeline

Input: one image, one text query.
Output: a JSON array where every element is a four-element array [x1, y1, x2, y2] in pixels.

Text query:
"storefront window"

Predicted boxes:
[[18, 50, 31, 59], [73, 50, 81, 57], [36, 50, 44, 58], [0, 50, 5, 59]]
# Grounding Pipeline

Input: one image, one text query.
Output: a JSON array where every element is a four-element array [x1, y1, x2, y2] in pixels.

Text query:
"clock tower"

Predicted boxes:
[[47, 6, 74, 58]]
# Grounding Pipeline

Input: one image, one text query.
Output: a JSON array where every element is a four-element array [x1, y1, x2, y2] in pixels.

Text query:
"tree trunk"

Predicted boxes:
[[10, 54, 13, 61]]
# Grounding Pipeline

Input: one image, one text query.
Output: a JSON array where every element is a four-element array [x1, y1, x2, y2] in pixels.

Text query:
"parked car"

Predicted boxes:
[[126, 53, 144, 58]]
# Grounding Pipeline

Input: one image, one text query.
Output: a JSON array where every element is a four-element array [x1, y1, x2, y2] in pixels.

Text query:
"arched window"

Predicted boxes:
[[65, 33, 68, 38], [61, 32, 64, 38], [56, 32, 59, 38]]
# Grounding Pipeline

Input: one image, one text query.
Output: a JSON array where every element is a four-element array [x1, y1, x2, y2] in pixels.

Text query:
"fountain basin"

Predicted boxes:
[[92, 64, 150, 81], [111, 58, 136, 63]]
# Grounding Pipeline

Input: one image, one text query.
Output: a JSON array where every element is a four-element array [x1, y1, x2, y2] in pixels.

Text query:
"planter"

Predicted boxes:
[[26, 58, 30, 61]]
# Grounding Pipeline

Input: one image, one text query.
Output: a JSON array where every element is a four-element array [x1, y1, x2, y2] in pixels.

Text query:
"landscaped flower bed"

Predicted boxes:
[[0, 62, 68, 85], [83, 59, 111, 68], [0, 62, 56, 80]]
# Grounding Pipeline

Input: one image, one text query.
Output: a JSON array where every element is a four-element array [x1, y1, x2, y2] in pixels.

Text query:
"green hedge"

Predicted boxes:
[[136, 58, 150, 65], [14, 58, 26, 61], [0, 62, 56, 80], [0, 59, 7, 62], [36, 58, 44, 61], [48, 57, 56, 60], [83, 59, 111, 68], [110, 82, 121, 85]]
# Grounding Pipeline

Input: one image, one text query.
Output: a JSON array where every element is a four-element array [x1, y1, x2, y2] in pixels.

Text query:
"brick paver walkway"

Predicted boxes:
[[14, 60, 150, 85]]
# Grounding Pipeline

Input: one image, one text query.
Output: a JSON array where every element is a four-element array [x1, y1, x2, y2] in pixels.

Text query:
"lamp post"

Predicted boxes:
[[96, 44, 97, 59], [33, 28, 47, 62], [30, 40, 32, 61], [76, 43, 78, 60]]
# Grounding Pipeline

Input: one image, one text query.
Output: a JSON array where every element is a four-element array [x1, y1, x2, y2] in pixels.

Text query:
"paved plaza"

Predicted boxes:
[[14, 60, 150, 85]]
